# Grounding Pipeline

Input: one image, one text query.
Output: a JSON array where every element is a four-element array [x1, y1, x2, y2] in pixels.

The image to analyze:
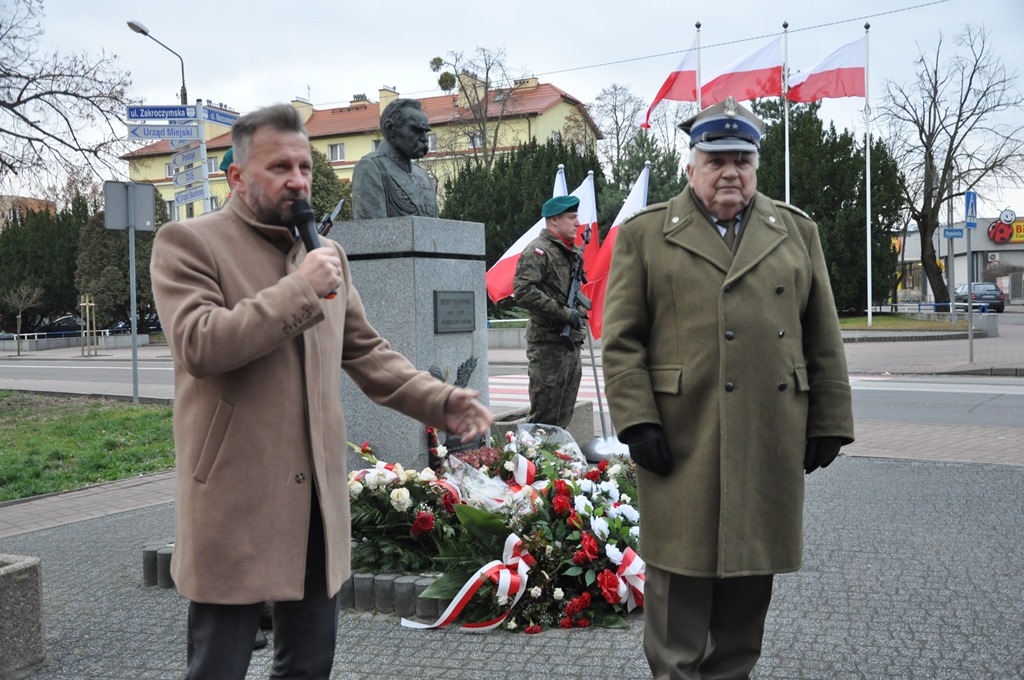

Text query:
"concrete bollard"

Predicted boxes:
[[393, 575, 421, 619], [0, 554, 46, 679], [373, 573, 401, 614], [156, 546, 175, 589], [353, 573, 376, 611], [338, 576, 354, 610], [415, 577, 438, 620]]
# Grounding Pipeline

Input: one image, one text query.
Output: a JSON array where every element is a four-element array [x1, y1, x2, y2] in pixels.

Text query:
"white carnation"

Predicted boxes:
[[590, 516, 610, 541], [553, 588, 565, 601], [529, 586, 542, 599], [618, 504, 640, 523], [605, 543, 624, 565]]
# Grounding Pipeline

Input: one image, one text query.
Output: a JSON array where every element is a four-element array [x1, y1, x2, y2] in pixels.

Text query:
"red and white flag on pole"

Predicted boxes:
[[701, 37, 783, 107], [786, 37, 866, 102], [486, 167, 568, 303], [571, 171, 601, 276], [641, 38, 699, 129], [581, 163, 650, 339]]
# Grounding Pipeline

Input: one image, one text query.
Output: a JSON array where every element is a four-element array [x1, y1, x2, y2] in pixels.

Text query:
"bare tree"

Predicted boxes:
[[429, 47, 527, 173], [590, 84, 646, 168], [881, 25, 1024, 303], [0, 0, 135, 193], [1, 281, 43, 356]]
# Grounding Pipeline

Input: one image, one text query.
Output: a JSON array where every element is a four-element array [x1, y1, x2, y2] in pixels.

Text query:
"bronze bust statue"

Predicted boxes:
[[352, 98, 439, 219]]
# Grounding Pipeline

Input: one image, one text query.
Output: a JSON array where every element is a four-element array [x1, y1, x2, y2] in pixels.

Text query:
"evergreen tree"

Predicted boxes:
[[601, 130, 686, 235], [310, 147, 351, 223]]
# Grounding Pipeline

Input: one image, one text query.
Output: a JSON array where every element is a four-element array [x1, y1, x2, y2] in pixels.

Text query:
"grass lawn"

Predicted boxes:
[[839, 315, 969, 331], [0, 391, 174, 503]]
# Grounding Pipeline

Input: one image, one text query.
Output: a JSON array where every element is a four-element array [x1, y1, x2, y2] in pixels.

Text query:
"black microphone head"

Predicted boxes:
[[290, 198, 315, 225]]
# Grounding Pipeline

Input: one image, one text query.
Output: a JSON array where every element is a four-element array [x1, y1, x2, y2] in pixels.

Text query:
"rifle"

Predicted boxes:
[[317, 198, 345, 237], [559, 222, 592, 349]]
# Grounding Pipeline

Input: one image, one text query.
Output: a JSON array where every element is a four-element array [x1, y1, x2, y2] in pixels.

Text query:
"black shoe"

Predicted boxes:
[[260, 601, 273, 630], [253, 628, 268, 650]]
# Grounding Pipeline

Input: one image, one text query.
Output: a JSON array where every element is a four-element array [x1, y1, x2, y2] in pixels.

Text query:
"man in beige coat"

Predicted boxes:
[[602, 98, 854, 680], [151, 103, 491, 679]]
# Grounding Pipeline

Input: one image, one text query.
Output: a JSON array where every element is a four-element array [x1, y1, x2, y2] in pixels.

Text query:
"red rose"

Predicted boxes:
[[568, 510, 583, 529], [575, 617, 590, 628], [598, 460, 609, 472], [560, 617, 573, 629], [411, 511, 435, 536], [578, 592, 591, 609], [525, 624, 542, 634], [553, 480, 571, 497], [580, 532, 599, 561], [597, 568, 621, 604], [553, 495, 572, 515], [572, 550, 587, 566], [441, 492, 459, 514], [584, 468, 601, 482]]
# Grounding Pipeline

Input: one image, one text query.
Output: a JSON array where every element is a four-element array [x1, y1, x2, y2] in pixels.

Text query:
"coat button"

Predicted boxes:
[[725, 331, 735, 340], [778, 383, 788, 391], [776, 285, 785, 294], [725, 382, 735, 392], [724, 284, 732, 293], [295, 473, 306, 484], [778, 330, 785, 338]]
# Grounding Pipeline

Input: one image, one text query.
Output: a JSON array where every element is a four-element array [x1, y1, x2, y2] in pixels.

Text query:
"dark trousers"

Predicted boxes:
[[184, 494, 340, 680], [644, 564, 774, 680], [526, 340, 583, 429]]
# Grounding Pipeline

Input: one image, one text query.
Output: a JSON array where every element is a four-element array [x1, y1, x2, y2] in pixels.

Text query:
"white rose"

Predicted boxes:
[[506, 619, 517, 630], [418, 468, 437, 482], [590, 516, 610, 541], [618, 504, 640, 523], [529, 586, 542, 599], [553, 588, 565, 601], [607, 464, 622, 477], [605, 543, 624, 565], [435, 444, 448, 458], [620, 494, 631, 504], [599, 480, 620, 502], [364, 469, 389, 490], [504, 461, 515, 472], [573, 494, 593, 516], [392, 463, 406, 479], [348, 480, 364, 497], [629, 526, 640, 539], [389, 487, 412, 512]]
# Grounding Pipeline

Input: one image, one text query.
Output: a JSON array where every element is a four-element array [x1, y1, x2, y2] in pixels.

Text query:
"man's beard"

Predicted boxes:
[[246, 181, 303, 226]]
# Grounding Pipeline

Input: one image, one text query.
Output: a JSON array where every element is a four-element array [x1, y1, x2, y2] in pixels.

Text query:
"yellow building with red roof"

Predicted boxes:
[[124, 77, 600, 219]]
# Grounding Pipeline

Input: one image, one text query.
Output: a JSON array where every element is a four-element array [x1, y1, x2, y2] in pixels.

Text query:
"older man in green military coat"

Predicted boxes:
[[602, 98, 854, 680]]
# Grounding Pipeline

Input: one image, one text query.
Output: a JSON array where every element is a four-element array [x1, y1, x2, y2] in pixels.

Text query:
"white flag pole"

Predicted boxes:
[[864, 22, 873, 327], [783, 21, 791, 204], [695, 21, 702, 110]]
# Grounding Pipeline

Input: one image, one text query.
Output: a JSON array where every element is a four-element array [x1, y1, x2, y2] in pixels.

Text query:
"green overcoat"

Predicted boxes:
[[602, 189, 854, 578]]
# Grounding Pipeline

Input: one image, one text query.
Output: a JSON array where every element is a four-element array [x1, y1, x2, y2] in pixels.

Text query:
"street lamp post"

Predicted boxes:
[[127, 20, 188, 106]]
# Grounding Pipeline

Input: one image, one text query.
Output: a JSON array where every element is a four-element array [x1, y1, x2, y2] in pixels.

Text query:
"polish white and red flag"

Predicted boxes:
[[641, 38, 698, 129], [485, 166, 568, 303], [700, 37, 783, 107], [787, 37, 866, 103], [571, 170, 601, 275], [581, 163, 650, 339]]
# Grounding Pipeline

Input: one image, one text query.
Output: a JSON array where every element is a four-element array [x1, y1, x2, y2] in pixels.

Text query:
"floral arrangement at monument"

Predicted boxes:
[[347, 426, 644, 632]]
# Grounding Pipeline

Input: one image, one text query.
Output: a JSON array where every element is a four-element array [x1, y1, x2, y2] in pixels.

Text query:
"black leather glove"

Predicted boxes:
[[568, 309, 586, 329], [619, 424, 673, 476], [804, 437, 843, 474]]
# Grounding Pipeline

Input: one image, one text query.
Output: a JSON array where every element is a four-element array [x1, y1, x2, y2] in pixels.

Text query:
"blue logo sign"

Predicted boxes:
[[965, 190, 978, 229], [203, 109, 239, 127], [943, 228, 964, 239], [127, 106, 196, 121]]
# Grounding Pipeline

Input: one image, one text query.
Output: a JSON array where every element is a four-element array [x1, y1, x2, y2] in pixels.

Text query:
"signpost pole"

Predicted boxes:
[[127, 185, 140, 404], [964, 190, 977, 363]]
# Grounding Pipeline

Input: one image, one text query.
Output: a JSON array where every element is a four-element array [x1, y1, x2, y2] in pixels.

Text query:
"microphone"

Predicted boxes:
[[290, 198, 336, 299]]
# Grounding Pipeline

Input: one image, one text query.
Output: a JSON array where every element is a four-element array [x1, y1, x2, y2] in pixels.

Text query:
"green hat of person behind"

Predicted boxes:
[[219, 147, 233, 173], [541, 195, 580, 218]]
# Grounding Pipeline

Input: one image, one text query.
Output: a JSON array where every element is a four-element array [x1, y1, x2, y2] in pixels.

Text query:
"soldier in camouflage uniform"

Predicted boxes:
[[512, 195, 588, 428]]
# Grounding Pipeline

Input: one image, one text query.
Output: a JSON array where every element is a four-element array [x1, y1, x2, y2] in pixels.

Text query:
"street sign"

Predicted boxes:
[[175, 184, 209, 205], [173, 165, 208, 188], [171, 146, 203, 169], [128, 124, 201, 142], [965, 190, 978, 228], [103, 181, 156, 231], [203, 108, 239, 127], [127, 105, 196, 121], [169, 138, 199, 149], [944, 227, 964, 239]]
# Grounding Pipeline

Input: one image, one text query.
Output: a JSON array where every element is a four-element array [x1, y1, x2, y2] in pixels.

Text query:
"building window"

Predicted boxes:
[[209, 195, 221, 211], [185, 203, 195, 219], [372, 139, 382, 151], [207, 157, 218, 174], [328, 143, 345, 162], [165, 163, 173, 177], [165, 201, 176, 221], [427, 134, 438, 152], [551, 130, 562, 144], [467, 133, 483, 149]]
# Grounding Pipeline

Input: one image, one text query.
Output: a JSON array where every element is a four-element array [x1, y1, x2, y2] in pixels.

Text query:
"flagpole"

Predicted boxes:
[[695, 21, 702, 110], [864, 22, 873, 327], [783, 21, 791, 204]]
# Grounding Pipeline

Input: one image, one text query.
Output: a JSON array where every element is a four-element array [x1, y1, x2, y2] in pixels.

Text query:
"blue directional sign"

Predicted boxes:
[[965, 190, 978, 228], [173, 165, 208, 188], [944, 227, 964, 239], [128, 124, 201, 141], [171, 146, 203, 169], [175, 184, 208, 205], [127, 105, 196, 121], [204, 108, 239, 127]]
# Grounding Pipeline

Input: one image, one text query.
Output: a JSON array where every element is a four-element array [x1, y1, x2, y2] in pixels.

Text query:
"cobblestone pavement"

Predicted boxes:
[[1, 458, 1022, 679]]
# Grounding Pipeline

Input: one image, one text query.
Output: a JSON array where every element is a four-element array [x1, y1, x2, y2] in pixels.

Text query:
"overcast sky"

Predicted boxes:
[[33, 0, 1024, 216]]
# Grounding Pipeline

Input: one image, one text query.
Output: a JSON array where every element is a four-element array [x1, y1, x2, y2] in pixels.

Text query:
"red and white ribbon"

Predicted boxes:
[[429, 479, 462, 503], [402, 534, 536, 631], [350, 461, 398, 484], [618, 548, 645, 611]]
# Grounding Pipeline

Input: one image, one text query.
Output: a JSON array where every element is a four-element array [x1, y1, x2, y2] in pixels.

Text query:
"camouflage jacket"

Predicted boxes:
[[512, 229, 587, 344]]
